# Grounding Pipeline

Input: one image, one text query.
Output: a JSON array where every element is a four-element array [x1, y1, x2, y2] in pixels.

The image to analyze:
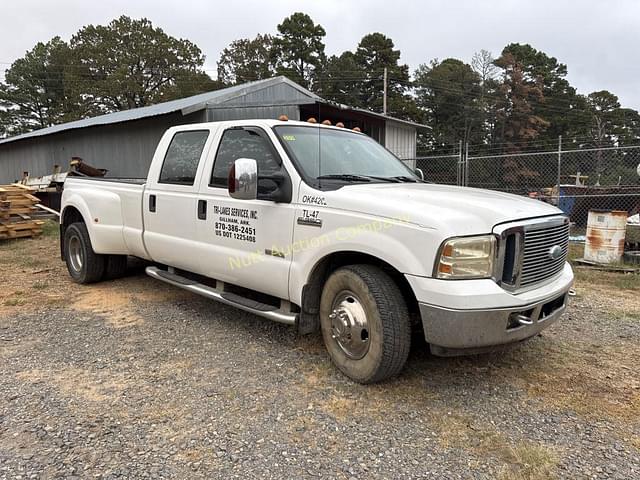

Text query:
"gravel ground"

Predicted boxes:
[[1, 234, 639, 479]]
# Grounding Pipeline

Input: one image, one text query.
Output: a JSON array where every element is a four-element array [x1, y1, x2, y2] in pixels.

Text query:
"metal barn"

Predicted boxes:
[[0, 76, 425, 182]]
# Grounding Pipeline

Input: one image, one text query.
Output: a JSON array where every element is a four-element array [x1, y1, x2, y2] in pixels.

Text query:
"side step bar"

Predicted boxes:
[[145, 266, 297, 326]]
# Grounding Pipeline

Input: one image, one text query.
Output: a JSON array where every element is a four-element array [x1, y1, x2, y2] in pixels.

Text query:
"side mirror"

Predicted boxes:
[[228, 158, 258, 200], [415, 168, 424, 181]]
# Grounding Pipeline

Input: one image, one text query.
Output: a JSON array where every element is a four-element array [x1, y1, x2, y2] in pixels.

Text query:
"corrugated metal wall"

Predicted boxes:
[[0, 77, 420, 182], [385, 121, 416, 160], [225, 82, 316, 106], [0, 111, 205, 182], [207, 105, 300, 122]]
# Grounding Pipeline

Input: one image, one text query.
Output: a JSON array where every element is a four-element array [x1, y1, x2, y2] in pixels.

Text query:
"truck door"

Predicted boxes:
[[196, 126, 295, 300], [143, 128, 213, 273]]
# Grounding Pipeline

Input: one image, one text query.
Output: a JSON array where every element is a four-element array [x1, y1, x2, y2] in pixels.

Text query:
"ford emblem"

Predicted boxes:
[[548, 245, 563, 260]]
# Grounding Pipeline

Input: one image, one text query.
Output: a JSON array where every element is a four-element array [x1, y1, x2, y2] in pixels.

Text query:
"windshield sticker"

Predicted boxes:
[[282, 135, 296, 141]]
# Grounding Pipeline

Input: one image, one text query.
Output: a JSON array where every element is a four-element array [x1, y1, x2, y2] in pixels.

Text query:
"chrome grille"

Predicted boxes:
[[520, 222, 570, 287], [495, 216, 570, 291]]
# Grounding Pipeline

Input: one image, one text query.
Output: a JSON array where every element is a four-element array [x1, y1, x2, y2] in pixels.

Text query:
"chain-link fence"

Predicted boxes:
[[407, 143, 640, 230]]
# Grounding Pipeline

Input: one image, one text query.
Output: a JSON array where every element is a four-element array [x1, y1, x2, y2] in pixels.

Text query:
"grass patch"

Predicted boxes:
[[3, 297, 26, 307], [18, 256, 47, 268], [613, 273, 640, 290], [0, 239, 24, 251], [0, 255, 14, 265], [569, 241, 640, 291], [568, 242, 583, 262], [41, 220, 59, 238], [498, 443, 559, 480], [573, 266, 640, 291], [432, 412, 559, 479], [31, 280, 49, 290]]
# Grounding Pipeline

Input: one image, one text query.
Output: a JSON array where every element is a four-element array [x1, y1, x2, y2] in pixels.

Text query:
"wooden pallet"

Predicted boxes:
[[0, 184, 44, 240]]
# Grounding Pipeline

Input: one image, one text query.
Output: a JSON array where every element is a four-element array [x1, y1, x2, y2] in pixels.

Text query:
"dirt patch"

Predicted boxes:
[[0, 224, 194, 327], [69, 276, 191, 328], [16, 367, 131, 403]]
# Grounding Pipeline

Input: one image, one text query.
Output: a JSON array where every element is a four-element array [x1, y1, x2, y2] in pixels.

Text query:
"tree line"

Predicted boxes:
[[1, 12, 639, 156]]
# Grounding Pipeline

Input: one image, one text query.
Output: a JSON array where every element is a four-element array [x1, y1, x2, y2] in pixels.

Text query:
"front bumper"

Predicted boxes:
[[419, 286, 570, 356]]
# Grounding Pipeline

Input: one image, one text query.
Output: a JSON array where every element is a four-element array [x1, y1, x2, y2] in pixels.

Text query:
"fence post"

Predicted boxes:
[[465, 142, 469, 187], [557, 135, 562, 203], [457, 140, 463, 186]]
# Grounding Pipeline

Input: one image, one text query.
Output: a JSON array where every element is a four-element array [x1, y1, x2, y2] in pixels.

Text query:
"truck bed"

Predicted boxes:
[[66, 176, 147, 185], [62, 176, 148, 259]]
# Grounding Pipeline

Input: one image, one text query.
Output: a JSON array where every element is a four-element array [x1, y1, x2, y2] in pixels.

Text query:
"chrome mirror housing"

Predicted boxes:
[[415, 168, 425, 181], [228, 158, 258, 200]]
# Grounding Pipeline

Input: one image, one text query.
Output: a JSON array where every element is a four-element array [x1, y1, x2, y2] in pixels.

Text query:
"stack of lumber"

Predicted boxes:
[[0, 184, 45, 239]]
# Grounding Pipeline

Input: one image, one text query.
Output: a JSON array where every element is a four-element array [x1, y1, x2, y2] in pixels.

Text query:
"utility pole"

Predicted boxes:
[[383, 67, 388, 115]]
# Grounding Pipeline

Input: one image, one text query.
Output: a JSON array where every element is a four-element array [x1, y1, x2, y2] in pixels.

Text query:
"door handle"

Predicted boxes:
[[149, 194, 156, 212], [197, 200, 207, 220]]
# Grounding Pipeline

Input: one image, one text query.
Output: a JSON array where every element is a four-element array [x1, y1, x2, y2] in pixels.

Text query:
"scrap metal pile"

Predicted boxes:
[[0, 184, 45, 239]]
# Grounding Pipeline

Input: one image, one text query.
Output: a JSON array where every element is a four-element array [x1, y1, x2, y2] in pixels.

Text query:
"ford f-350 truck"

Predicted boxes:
[[60, 119, 573, 383]]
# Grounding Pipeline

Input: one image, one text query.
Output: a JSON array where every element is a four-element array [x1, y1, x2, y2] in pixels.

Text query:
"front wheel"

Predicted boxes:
[[64, 222, 105, 284], [319, 264, 411, 383]]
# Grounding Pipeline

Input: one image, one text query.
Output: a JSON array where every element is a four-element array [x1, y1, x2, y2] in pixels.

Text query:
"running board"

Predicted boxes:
[[145, 266, 297, 326]]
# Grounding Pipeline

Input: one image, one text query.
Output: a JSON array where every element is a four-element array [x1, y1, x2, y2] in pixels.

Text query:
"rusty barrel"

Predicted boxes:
[[584, 210, 627, 264]]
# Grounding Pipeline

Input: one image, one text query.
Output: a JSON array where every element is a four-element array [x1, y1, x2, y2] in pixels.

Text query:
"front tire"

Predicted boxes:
[[319, 264, 411, 383], [64, 222, 105, 284]]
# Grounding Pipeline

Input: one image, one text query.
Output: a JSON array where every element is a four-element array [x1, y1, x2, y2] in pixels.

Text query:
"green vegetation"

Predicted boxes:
[[31, 280, 49, 290], [18, 256, 47, 268], [2, 12, 638, 154], [0, 16, 220, 135], [3, 297, 25, 307], [41, 220, 59, 238]]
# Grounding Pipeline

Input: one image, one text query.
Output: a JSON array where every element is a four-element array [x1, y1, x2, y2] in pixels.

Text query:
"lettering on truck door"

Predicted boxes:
[[196, 126, 296, 299]]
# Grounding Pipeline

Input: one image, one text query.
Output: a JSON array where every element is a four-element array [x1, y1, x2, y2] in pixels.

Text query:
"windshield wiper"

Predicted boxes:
[[316, 174, 416, 183], [391, 175, 419, 182], [317, 174, 372, 182]]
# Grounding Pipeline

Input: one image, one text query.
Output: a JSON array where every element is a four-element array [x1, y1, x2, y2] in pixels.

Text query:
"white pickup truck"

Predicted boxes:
[[60, 119, 573, 383]]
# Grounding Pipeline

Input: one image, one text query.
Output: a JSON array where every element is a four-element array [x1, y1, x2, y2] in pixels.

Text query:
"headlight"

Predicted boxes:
[[435, 235, 496, 279]]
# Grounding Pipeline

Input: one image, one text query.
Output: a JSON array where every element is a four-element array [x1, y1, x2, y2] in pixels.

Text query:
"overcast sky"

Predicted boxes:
[[2, 0, 639, 109]]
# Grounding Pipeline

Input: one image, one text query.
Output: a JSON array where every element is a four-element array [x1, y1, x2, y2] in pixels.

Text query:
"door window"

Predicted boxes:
[[210, 128, 281, 187], [159, 130, 209, 185]]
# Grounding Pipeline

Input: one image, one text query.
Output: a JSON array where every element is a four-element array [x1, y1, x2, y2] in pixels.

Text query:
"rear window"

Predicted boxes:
[[159, 130, 209, 185]]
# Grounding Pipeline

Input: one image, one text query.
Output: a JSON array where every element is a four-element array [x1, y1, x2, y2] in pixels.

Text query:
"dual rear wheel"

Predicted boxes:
[[64, 222, 127, 284]]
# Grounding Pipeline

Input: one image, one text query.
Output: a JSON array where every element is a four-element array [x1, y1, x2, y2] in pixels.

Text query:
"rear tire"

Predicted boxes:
[[319, 264, 411, 383], [64, 222, 105, 284], [104, 255, 128, 280]]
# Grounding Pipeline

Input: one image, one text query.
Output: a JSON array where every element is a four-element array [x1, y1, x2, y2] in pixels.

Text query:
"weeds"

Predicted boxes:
[[41, 220, 59, 238], [19, 256, 47, 268], [3, 297, 26, 307], [31, 280, 49, 290], [498, 442, 559, 480]]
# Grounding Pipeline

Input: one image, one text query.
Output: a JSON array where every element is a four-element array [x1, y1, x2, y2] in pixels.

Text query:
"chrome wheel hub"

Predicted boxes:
[[329, 290, 370, 359], [68, 235, 84, 273]]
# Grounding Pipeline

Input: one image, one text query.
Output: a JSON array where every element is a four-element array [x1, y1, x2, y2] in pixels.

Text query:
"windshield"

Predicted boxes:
[[274, 125, 418, 186]]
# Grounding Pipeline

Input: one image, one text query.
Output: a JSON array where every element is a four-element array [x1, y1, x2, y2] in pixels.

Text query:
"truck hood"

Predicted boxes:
[[326, 183, 563, 235]]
